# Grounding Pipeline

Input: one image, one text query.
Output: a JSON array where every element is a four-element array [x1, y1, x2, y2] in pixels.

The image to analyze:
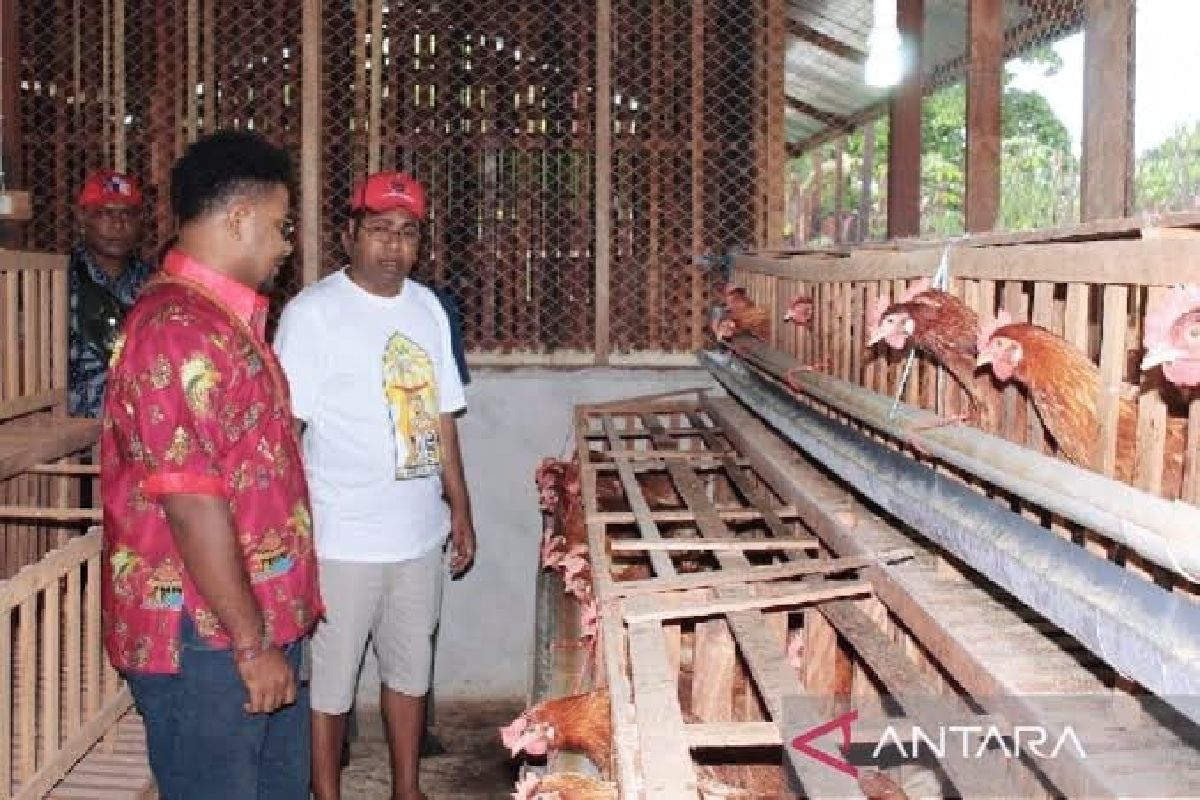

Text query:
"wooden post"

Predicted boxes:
[[761, 0, 787, 248], [887, 0, 923, 238], [594, 0, 612, 364], [0, 0, 24, 248], [187, 0, 199, 142], [114, 0, 126, 172], [688, 0, 705, 352], [1081, 0, 1134, 221], [965, 0, 1002, 233], [857, 122, 875, 242], [367, 0, 384, 172], [301, 0, 322, 286], [833, 137, 845, 244]]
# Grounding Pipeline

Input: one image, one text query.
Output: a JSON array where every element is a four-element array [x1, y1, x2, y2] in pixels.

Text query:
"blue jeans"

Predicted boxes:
[[124, 617, 310, 800]]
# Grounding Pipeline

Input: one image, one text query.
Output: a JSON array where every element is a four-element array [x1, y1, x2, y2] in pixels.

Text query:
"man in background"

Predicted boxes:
[[69, 169, 153, 417]]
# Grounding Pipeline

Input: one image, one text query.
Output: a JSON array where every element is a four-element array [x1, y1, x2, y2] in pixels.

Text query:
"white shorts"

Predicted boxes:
[[309, 544, 446, 714]]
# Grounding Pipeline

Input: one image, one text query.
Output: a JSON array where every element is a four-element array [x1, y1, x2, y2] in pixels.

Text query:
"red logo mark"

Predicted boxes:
[[789, 709, 859, 778]]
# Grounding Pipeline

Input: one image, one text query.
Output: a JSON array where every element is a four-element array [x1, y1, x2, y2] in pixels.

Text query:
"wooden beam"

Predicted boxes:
[[1081, 0, 1134, 221], [591, 506, 800, 525], [611, 550, 914, 597], [785, 96, 849, 130], [628, 622, 698, 798], [609, 536, 819, 553], [965, 0, 1003, 233], [0, 0, 23, 248], [622, 579, 870, 624], [887, 0, 924, 238], [786, 19, 866, 64], [594, 0, 612, 364], [300, 0, 323, 286]]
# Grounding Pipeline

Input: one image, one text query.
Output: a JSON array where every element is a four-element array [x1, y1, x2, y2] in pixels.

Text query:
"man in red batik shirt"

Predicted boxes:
[[100, 130, 322, 800]]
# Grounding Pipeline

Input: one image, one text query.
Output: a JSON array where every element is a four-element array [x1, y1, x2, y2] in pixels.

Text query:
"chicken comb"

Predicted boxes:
[[977, 309, 1014, 352], [499, 715, 530, 752], [898, 277, 932, 304], [1144, 284, 1200, 349], [866, 293, 892, 333]]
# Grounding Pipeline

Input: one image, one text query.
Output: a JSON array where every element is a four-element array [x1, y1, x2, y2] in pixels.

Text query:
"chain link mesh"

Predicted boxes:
[[16, 0, 787, 357]]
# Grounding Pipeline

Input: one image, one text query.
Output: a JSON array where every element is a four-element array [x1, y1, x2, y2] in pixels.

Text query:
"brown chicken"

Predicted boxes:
[[866, 278, 996, 431], [511, 771, 618, 800], [858, 767, 943, 800], [977, 314, 1185, 497], [500, 688, 613, 776], [712, 284, 771, 341], [784, 294, 815, 328]]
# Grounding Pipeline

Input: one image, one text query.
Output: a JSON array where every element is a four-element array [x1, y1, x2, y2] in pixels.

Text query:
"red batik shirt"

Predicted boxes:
[[100, 250, 323, 674]]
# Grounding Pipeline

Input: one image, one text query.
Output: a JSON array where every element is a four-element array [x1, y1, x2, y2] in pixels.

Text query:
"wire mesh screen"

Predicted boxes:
[[15, 0, 784, 359], [606, 0, 785, 353]]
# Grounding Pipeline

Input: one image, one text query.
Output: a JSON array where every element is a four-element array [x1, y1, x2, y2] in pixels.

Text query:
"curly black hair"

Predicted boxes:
[[170, 130, 294, 224]]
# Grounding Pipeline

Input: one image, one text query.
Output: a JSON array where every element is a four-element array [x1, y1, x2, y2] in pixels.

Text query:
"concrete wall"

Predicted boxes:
[[354, 367, 718, 707]]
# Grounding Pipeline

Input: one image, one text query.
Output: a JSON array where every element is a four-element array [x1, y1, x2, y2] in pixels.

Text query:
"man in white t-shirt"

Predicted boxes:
[[274, 171, 476, 800]]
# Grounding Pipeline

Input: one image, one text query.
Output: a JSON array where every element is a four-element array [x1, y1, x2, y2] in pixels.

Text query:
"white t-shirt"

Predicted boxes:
[[274, 270, 467, 562]]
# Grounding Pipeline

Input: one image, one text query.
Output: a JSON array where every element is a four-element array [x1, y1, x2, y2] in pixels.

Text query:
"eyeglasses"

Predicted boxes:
[[278, 218, 296, 242], [361, 222, 420, 242]]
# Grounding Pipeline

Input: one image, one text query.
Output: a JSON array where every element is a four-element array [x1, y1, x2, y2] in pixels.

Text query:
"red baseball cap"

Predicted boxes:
[[349, 171, 427, 220], [78, 170, 143, 208]]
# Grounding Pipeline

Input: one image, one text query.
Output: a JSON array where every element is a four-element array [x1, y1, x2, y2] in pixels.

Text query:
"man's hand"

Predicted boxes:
[[449, 515, 476, 577], [236, 648, 296, 714]]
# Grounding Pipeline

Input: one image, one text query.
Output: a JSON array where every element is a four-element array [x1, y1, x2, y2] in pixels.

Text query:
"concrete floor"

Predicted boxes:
[[342, 701, 525, 799]]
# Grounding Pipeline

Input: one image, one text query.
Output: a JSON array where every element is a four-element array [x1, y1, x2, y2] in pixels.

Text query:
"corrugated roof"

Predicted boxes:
[[785, 0, 1083, 152]]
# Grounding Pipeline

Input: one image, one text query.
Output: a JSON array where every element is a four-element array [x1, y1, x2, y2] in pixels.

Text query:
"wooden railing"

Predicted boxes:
[[0, 529, 128, 800], [0, 250, 69, 424]]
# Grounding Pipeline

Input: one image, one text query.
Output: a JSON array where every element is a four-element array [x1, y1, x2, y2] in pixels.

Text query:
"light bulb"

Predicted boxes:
[[864, 0, 903, 88]]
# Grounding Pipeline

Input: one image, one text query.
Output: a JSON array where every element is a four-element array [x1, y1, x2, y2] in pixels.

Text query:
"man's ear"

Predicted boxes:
[[340, 223, 355, 259], [226, 202, 250, 242]]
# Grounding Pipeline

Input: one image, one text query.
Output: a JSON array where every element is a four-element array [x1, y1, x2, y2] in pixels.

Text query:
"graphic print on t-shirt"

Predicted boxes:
[[382, 332, 442, 480]]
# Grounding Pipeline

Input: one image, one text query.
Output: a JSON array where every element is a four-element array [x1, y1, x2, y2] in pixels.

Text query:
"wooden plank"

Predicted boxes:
[[1135, 286, 1170, 495], [733, 237, 1200, 285], [0, 606, 11, 796], [0, 506, 102, 523], [28, 464, 99, 477], [965, 0, 1002, 233], [690, 617, 736, 725], [591, 506, 799, 525], [622, 579, 870, 624], [85, 552, 102, 719], [1081, 0, 1134, 221], [886, 0, 923, 238], [612, 550, 913, 597], [609, 537, 819, 553], [366, 0, 384, 171], [0, 389, 66, 422], [1095, 285, 1127, 477], [43, 574, 62, 766], [627, 622, 697, 798], [300, 0, 323, 287], [16, 596, 35, 782], [594, 0, 612, 364], [65, 566, 82, 739], [686, 722, 782, 748]]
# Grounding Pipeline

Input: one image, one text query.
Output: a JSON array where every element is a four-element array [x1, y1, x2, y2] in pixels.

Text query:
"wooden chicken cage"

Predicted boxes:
[[732, 213, 1200, 596], [533, 382, 1200, 799], [0, 249, 153, 800]]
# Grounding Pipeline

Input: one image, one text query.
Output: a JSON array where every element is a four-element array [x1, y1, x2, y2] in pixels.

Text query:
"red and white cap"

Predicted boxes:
[[349, 171, 427, 220], [78, 170, 143, 208]]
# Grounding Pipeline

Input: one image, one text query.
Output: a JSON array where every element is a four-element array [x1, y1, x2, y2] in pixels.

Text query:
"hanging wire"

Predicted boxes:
[[888, 241, 957, 418]]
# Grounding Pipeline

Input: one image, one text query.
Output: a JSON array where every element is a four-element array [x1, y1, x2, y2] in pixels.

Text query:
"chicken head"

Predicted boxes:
[[1142, 284, 1200, 387]]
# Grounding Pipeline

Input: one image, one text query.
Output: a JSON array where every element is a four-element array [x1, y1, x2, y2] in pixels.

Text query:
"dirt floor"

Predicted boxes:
[[341, 700, 525, 799]]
